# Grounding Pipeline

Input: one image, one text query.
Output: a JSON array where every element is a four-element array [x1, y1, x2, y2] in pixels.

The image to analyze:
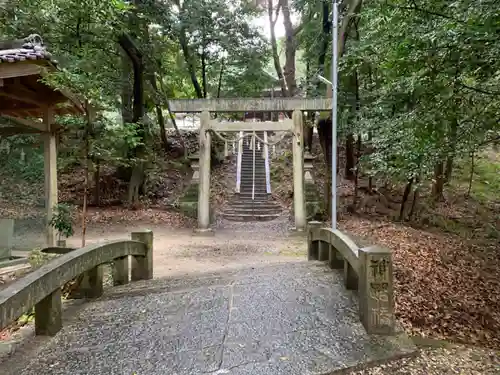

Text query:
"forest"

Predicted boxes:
[[0, 0, 499, 354]]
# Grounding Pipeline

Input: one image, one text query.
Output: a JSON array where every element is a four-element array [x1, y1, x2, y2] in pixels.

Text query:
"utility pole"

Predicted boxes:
[[331, 0, 339, 230]]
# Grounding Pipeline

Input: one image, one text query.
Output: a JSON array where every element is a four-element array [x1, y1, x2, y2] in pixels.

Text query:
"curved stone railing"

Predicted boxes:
[[0, 230, 153, 336], [307, 222, 395, 335]]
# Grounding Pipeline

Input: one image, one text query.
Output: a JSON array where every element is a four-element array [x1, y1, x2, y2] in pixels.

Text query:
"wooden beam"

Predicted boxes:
[[210, 120, 293, 132], [0, 63, 42, 80], [0, 126, 41, 137], [0, 90, 43, 107], [2, 115, 47, 132], [168, 97, 331, 113]]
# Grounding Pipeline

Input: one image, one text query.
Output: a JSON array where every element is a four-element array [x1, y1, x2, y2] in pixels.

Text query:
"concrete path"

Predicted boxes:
[[2, 262, 414, 375], [1, 219, 415, 374]]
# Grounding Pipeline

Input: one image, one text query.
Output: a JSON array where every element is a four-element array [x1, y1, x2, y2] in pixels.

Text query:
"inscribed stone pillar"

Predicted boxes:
[[292, 109, 306, 231], [358, 245, 395, 335], [43, 107, 57, 247], [197, 110, 211, 231]]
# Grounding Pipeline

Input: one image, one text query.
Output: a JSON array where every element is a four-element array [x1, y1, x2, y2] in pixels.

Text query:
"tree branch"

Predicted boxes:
[[458, 82, 500, 96]]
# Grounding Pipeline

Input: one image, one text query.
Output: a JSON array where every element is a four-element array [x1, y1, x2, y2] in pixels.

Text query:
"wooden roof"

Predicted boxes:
[[0, 35, 83, 133]]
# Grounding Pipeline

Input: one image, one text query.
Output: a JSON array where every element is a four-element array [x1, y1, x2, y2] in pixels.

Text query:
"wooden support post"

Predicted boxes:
[[113, 256, 130, 286], [292, 109, 306, 231], [35, 288, 62, 336], [359, 246, 395, 335], [131, 230, 154, 280], [43, 107, 57, 247], [197, 111, 212, 231]]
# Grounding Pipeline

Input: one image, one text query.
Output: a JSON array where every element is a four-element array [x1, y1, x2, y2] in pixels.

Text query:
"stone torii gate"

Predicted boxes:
[[168, 98, 331, 232]]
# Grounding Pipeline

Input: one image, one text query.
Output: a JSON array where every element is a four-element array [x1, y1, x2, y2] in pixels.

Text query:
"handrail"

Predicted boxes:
[[0, 230, 153, 336], [307, 222, 395, 335], [263, 131, 271, 194], [236, 130, 243, 193]]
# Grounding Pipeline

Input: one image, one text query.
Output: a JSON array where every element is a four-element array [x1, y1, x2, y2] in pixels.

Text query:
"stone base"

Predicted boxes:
[[288, 227, 307, 237], [306, 201, 323, 219], [179, 201, 198, 219], [193, 228, 215, 236], [0, 218, 14, 260], [305, 182, 323, 220]]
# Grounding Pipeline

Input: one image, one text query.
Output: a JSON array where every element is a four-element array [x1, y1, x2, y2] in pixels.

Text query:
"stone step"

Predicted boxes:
[[237, 194, 271, 200], [240, 177, 267, 181], [223, 208, 281, 216], [221, 212, 281, 222], [239, 186, 267, 191], [240, 171, 266, 176], [241, 163, 266, 167], [240, 178, 267, 182], [228, 203, 280, 210], [239, 191, 268, 195]]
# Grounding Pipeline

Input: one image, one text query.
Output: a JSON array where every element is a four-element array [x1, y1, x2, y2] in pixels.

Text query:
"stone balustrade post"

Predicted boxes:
[[359, 245, 395, 335], [131, 230, 154, 280]]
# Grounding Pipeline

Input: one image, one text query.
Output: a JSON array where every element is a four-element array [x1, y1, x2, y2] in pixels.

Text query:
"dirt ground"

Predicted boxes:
[[61, 217, 306, 279]]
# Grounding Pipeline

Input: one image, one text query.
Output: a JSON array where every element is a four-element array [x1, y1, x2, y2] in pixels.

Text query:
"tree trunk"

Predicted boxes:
[[444, 155, 454, 183], [368, 131, 373, 191], [121, 51, 134, 124], [345, 134, 355, 179], [432, 162, 445, 200], [325, 0, 363, 98], [467, 151, 475, 197], [317, 0, 331, 91], [444, 118, 458, 183], [201, 49, 207, 98], [93, 160, 100, 206], [156, 104, 168, 152], [118, 34, 146, 206], [409, 181, 419, 220], [318, 117, 333, 215], [268, 0, 288, 96], [346, 66, 360, 181], [399, 178, 413, 221], [282, 0, 297, 96], [174, 0, 203, 99], [217, 59, 224, 98], [352, 134, 362, 207], [82, 104, 92, 247]]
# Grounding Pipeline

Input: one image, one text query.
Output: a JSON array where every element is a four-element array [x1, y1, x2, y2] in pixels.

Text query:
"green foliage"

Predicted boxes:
[[49, 204, 74, 240], [0, 136, 44, 183], [28, 249, 57, 269], [340, 0, 500, 186], [455, 152, 500, 203]]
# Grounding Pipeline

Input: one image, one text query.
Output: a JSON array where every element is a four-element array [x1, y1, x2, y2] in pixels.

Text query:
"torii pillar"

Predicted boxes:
[[196, 110, 212, 232], [292, 109, 306, 231]]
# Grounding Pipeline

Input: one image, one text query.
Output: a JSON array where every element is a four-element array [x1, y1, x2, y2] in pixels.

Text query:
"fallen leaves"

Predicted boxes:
[[341, 216, 500, 349]]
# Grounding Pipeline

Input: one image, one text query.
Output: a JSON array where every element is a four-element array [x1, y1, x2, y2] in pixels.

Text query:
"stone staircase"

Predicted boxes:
[[222, 131, 282, 222]]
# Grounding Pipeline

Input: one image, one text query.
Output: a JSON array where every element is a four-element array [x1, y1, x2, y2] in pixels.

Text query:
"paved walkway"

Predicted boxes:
[[1, 220, 415, 374]]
